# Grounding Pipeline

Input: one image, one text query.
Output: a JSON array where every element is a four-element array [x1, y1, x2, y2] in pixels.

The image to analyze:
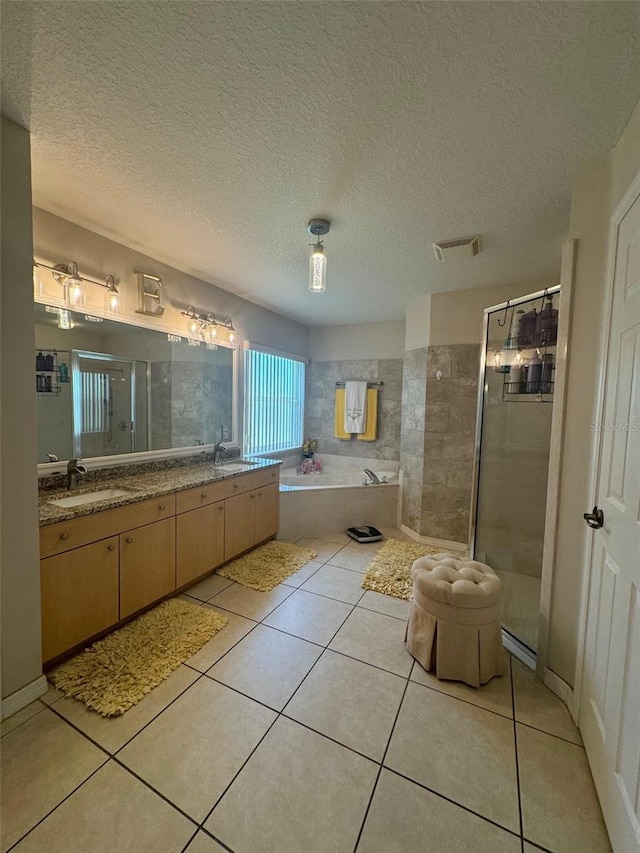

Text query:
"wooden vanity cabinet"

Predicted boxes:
[[176, 500, 225, 587], [120, 517, 176, 619], [39, 465, 281, 663], [224, 479, 280, 561], [40, 537, 119, 661]]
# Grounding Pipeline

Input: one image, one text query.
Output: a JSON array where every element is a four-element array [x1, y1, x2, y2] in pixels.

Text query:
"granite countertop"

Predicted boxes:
[[38, 457, 282, 527]]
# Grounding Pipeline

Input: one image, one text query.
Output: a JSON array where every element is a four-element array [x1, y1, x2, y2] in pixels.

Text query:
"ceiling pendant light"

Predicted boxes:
[[57, 309, 72, 330], [307, 218, 330, 293]]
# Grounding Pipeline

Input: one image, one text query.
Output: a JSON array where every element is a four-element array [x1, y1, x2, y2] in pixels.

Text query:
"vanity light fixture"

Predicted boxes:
[[84, 315, 104, 323], [36, 260, 118, 313], [307, 218, 330, 293], [222, 318, 236, 346], [181, 307, 235, 348]]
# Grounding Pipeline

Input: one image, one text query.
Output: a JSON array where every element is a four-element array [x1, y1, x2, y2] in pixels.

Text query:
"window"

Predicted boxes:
[[243, 345, 305, 455]]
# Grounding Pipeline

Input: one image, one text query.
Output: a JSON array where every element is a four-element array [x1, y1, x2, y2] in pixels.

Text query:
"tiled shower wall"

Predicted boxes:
[[400, 347, 427, 530], [399, 344, 480, 544], [421, 344, 481, 544], [304, 359, 403, 460]]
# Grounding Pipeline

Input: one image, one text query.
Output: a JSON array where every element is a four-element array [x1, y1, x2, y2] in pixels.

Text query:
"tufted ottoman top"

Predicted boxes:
[[411, 554, 501, 609]]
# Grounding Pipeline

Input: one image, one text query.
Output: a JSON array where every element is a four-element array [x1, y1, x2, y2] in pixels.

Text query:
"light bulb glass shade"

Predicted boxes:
[[105, 276, 120, 314], [309, 243, 326, 292], [57, 309, 72, 330], [228, 329, 235, 345], [67, 281, 84, 307]]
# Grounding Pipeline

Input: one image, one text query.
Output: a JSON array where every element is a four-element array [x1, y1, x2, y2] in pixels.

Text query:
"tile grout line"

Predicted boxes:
[[509, 655, 526, 852], [197, 581, 364, 838], [351, 672, 412, 852]]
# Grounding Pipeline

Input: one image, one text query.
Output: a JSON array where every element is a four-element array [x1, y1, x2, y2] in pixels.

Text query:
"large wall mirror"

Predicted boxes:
[[34, 303, 234, 464]]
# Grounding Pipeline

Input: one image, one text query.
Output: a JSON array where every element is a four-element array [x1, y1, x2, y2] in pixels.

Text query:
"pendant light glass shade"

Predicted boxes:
[[309, 242, 326, 293], [57, 309, 72, 330]]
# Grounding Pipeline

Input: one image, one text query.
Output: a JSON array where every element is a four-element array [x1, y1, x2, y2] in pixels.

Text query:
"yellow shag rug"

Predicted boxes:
[[49, 599, 228, 717], [217, 540, 318, 591], [361, 539, 461, 600]]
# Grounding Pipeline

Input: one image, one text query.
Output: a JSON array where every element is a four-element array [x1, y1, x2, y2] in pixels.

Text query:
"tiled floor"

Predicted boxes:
[[1, 531, 611, 853]]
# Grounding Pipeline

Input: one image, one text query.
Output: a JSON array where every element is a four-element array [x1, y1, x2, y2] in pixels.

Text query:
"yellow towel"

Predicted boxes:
[[357, 388, 378, 441], [334, 388, 351, 439]]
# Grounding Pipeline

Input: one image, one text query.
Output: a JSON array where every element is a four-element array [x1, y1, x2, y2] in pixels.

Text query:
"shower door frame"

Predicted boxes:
[[468, 259, 573, 679]]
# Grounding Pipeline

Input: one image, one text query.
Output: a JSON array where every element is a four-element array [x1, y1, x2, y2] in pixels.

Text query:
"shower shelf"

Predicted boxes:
[[35, 349, 62, 395]]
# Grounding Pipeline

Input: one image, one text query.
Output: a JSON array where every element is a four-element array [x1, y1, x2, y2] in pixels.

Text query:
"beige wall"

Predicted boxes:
[[429, 280, 558, 346], [1, 118, 43, 700], [549, 98, 640, 686], [404, 294, 431, 351], [309, 320, 405, 361]]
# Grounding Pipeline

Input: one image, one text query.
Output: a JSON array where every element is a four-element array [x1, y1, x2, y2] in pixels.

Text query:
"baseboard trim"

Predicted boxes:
[[400, 525, 467, 553], [502, 631, 537, 670], [543, 667, 577, 722], [2, 675, 47, 720]]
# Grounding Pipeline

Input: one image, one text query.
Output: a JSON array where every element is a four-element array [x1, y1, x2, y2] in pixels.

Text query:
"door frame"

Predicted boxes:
[[573, 168, 640, 720]]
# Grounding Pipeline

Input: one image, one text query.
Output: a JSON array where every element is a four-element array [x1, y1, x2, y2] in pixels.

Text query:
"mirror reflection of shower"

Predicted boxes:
[[470, 286, 560, 659], [72, 351, 139, 458]]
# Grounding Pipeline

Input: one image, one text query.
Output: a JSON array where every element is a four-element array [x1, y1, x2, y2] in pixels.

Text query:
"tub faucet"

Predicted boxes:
[[67, 459, 87, 492], [363, 468, 381, 485], [213, 441, 227, 465]]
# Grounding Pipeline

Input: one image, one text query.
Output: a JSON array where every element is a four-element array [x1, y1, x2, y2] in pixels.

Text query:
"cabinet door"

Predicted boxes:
[[224, 491, 255, 561], [120, 517, 176, 619], [176, 501, 225, 587], [254, 483, 280, 544], [41, 537, 119, 662]]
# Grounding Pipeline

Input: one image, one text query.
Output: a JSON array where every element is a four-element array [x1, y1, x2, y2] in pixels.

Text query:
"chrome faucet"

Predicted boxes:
[[213, 441, 227, 465], [363, 468, 381, 485], [67, 459, 87, 491]]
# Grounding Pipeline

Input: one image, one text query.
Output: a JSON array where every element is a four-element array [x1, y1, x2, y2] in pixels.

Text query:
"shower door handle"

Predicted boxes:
[[583, 506, 604, 529]]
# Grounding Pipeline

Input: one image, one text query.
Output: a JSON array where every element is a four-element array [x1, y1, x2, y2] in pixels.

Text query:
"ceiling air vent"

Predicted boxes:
[[432, 235, 480, 262]]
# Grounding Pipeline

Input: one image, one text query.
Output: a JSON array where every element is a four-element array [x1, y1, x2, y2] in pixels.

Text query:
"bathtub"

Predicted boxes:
[[277, 455, 400, 539]]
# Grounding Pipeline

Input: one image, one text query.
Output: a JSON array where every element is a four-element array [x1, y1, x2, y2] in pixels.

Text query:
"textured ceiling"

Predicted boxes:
[[2, 2, 640, 326]]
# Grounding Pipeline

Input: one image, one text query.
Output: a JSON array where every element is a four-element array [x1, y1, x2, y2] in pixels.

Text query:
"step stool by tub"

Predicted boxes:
[[405, 554, 503, 687]]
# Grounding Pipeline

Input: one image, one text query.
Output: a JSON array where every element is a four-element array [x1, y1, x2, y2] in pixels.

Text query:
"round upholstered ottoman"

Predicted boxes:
[[404, 554, 503, 687]]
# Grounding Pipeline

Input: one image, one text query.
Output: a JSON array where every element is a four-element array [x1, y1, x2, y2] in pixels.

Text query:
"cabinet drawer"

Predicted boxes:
[[175, 480, 228, 514], [40, 494, 176, 558], [223, 466, 280, 498]]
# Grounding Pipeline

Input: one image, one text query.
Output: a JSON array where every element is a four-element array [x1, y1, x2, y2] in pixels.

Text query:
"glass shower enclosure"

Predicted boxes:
[[470, 285, 560, 659]]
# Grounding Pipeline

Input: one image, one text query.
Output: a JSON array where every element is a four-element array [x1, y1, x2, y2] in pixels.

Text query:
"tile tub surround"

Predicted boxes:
[[38, 456, 281, 525], [278, 455, 399, 540], [1, 531, 610, 852], [400, 347, 427, 532], [304, 358, 403, 461]]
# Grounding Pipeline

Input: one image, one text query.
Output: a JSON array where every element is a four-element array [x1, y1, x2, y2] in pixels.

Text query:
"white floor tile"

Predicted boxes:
[[12, 760, 193, 853], [385, 683, 520, 833], [263, 589, 352, 646], [358, 769, 521, 853], [300, 563, 366, 604], [207, 624, 322, 710], [285, 650, 405, 760], [118, 678, 276, 822], [329, 607, 413, 677], [205, 717, 377, 852]]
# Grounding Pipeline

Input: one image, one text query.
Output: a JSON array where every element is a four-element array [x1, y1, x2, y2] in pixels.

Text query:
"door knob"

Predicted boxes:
[[584, 506, 604, 529]]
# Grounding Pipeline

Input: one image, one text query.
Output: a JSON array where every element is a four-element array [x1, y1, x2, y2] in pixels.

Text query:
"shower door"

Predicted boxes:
[[71, 351, 136, 458], [470, 285, 560, 657]]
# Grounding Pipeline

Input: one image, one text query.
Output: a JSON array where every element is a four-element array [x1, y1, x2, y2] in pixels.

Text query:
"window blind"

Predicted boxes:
[[243, 348, 305, 455]]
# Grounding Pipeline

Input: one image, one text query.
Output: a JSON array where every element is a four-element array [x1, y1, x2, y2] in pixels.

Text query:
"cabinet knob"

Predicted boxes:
[[107, 543, 116, 551], [159, 504, 166, 511], [233, 484, 239, 489], [201, 492, 207, 499], [257, 492, 262, 497], [126, 536, 133, 544], [250, 494, 255, 499], [60, 532, 69, 541], [218, 505, 224, 511]]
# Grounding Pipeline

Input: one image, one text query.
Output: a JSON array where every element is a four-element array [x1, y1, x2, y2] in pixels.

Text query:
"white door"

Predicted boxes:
[[580, 183, 640, 853]]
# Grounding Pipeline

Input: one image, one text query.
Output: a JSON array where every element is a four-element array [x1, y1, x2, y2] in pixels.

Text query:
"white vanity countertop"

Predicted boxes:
[[38, 457, 282, 527]]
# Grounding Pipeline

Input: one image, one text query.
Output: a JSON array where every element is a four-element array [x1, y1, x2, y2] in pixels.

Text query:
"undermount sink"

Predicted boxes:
[[49, 488, 133, 509], [215, 462, 257, 473]]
